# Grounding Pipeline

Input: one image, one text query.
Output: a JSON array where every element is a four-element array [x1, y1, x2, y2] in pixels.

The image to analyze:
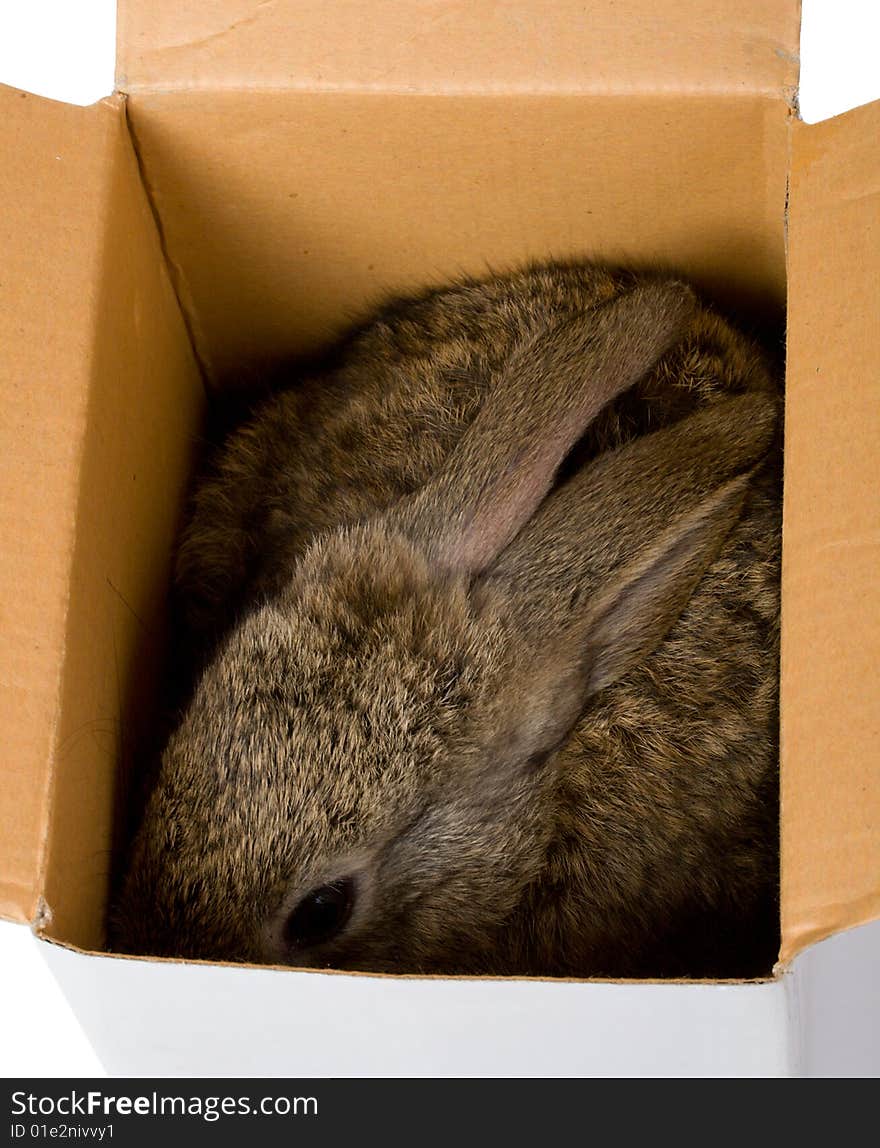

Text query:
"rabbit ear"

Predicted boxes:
[[492, 389, 778, 598], [489, 390, 778, 738], [402, 281, 697, 572], [576, 472, 751, 697]]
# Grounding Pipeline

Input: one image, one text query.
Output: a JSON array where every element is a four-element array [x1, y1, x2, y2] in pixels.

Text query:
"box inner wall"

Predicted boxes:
[[127, 91, 789, 383]]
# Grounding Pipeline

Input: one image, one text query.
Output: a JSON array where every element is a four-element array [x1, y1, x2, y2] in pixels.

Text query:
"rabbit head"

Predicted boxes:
[[114, 282, 778, 974]]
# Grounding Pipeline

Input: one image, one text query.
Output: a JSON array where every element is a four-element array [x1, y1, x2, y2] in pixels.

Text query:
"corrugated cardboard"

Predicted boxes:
[[116, 0, 799, 96], [0, 0, 878, 1073], [0, 89, 120, 924], [0, 85, 202, 942], [126, 89, 788, 382], [780, 98, 880, 962]]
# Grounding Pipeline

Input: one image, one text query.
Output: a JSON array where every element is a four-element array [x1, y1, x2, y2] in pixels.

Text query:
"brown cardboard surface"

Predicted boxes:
[[38, 106, 205, 950], [117, 1, 800, 97], [0, 86, 202, 942], [0, 88, 121, 924], [780, 99, 880, 963], [128, 89, 789, 384]]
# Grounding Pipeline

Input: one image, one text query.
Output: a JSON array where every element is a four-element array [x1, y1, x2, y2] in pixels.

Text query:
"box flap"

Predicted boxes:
[[117, 1, 800, 96], [780, 99, 880, 963], [36, 104, 204, 952], [0, 87, 123, 924]]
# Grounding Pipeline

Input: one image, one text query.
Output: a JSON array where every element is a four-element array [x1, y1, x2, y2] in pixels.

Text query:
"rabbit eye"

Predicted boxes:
[[283, 878, 355, 949]]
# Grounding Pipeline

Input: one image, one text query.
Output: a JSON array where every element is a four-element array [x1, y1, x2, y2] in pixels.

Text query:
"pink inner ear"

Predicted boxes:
[[412, 281, 698, 574], [446, 426, 584, 573], [580, 473, 750, 696]]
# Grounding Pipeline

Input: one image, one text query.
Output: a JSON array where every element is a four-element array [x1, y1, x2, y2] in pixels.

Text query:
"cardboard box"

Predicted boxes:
[[1, 1, 878, 1075]]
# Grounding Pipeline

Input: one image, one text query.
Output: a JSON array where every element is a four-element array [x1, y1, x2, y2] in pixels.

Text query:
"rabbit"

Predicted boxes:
[[112, 259, 782, 979]]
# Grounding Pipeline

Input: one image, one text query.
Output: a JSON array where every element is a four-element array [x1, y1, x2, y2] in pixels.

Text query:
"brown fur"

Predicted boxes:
[[112, 260, 781, 978]]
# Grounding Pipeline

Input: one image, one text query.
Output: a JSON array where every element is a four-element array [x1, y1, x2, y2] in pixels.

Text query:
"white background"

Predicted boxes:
[[0, 0, 878, 1077]]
